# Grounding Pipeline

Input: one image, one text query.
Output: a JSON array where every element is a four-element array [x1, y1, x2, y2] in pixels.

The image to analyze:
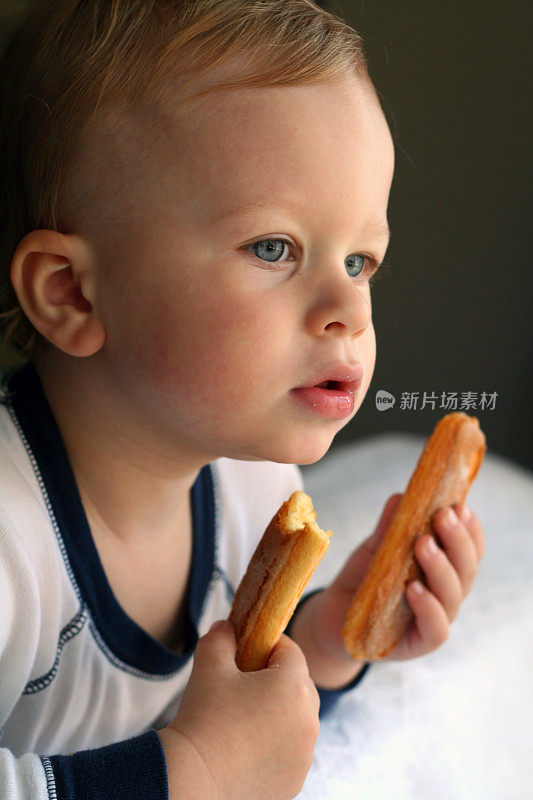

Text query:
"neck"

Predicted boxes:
[[32, 350, 203, 545]]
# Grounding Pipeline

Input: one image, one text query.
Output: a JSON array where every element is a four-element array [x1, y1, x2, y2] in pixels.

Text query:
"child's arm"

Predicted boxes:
[[0, 732, 169, 800], [0, 621, 320, 800], [158, 621, 320, 800], [1, 480, 320, 800], [288, 495, 485, 691], [0, 519, 169, 800]]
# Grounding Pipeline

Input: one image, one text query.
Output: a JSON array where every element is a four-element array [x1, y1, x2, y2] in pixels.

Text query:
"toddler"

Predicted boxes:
[[0, 2, 485, 799]]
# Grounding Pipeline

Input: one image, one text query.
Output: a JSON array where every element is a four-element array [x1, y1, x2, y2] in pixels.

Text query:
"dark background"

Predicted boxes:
[[1, 1, 531, 471], [320, 0, 531, 471]]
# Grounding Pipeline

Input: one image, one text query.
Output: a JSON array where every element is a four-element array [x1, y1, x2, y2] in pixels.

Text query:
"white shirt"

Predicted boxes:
[[0, 364, 363, 799]]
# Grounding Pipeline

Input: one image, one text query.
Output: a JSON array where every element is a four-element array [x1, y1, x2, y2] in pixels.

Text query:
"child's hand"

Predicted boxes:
[[388, 495, 485, 660], [160, 620, 320, 800], [297, 493, 485, 676]]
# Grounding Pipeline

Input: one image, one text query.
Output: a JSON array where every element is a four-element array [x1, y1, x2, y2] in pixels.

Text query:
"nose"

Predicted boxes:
[[304, 267, 372, 339]]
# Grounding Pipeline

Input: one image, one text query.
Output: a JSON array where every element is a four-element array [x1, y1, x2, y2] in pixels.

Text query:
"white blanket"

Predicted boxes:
[[297, 433, 533, 800]]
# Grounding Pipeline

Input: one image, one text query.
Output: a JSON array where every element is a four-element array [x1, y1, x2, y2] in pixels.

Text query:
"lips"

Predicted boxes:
[[298, 363, 364, 394]]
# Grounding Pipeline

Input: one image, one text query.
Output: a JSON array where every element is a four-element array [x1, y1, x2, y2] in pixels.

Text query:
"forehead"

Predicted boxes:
[[172, 75, 392, 174], [158, 76, 392, 215], [67, 74, 393, 242]]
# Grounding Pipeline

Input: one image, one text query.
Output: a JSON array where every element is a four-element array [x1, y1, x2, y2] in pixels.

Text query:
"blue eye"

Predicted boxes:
[[245, 237, 382, 278], [248, 238, 290, 263], [345, 254, 364, 277]]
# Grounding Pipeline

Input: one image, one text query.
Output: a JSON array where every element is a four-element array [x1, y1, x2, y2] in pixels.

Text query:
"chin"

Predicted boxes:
[[261, 429, 338, 466]]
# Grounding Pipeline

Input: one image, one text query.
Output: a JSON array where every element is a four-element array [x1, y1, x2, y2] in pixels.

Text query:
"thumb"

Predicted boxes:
[[194, 619, 237, 666], [266, 633, 309, 674], [208, 619, 232, 634]]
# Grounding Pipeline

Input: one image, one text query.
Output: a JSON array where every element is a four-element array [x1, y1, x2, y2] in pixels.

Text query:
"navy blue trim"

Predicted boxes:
[[286, 588, 372, 718], [284, 588, 323, 639], [43, 729, 168, 800], [316, 662, 371, 717], [23, 606, 89, 694], [5, 363, 216, 676], [212, 565, 236, 604]]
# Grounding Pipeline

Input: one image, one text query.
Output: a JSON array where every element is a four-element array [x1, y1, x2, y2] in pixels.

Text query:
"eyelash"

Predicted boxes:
[[243, 236, 387, 284]]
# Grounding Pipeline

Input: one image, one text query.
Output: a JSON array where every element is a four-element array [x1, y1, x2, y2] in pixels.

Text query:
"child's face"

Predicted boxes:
[[84, 75, 394, 465]]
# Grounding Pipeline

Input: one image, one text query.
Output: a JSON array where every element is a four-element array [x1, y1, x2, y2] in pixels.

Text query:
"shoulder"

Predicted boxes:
[[0, 401, 53, 548], [0, 506, 42, 716], [0, 400, 46, 606], [0, 401, 62, 654], [0, 402, 73, 717]]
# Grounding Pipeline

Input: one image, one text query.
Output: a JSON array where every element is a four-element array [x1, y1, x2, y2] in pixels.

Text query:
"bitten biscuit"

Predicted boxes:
[[342, 412, 486, 661], [229, 490, 331, 672]]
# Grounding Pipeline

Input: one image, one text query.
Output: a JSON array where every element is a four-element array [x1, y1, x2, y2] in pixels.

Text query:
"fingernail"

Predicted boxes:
[[411, 581, 425, 595], [445, 508, 458, 527], [209, 620, 226, 632], [460, 504, 472, 522], [426, 536, 439, 555]]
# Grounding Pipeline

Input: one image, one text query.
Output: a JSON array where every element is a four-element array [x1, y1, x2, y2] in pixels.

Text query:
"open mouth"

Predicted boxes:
[[315, 380, 337, 390]]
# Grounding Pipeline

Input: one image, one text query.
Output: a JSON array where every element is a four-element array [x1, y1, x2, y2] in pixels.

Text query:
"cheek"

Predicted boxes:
[[139, 286, 275, 404]]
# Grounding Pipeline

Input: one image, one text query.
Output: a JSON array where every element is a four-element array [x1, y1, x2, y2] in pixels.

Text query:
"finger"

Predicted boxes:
[[455, 503, 485, 561], [194, 620, 237, 672], [268, 636, 320, 717], [267, 633, 310, 677], [405, 581, 450, 654], [431, 507, 479, 595], [414, 535, 463, 621]]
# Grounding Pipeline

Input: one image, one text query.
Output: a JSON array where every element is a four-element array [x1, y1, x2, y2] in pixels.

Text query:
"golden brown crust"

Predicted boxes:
[[229, 491, 331, 672], [341, 412, 486, 661]]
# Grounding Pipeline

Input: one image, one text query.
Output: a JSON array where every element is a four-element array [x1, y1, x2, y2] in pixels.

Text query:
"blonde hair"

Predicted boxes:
[[0, 0, 370, 365]]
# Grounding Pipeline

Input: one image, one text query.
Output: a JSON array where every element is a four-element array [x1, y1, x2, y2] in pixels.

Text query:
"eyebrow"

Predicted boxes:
[[214, 201, 390, 241]]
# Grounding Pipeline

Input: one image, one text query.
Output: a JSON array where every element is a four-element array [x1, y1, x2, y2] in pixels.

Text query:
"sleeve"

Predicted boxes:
[[286, 588, 371, 719], [0, 521, 170, 800], [0, 732, 168, 800]]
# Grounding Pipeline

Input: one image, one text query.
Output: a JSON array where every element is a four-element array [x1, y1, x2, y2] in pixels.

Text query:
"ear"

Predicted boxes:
[[10, 230, 106, 357]]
